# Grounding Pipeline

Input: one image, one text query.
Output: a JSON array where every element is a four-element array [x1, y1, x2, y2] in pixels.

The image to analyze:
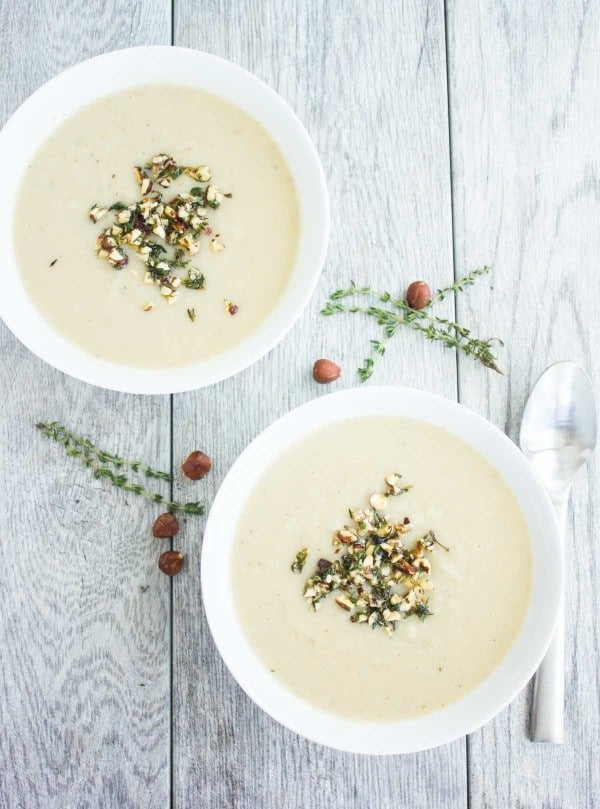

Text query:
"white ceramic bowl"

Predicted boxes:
[[0, 47, 329, 393], [202, 386, 562, 754]]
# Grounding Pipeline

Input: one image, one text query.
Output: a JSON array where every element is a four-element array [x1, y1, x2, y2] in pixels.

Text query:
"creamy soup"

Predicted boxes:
[[233, 417, 532, 722], [13, 85, 299, 368]]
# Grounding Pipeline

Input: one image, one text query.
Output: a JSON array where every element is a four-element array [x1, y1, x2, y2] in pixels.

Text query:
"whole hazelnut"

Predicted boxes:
[[182, 450, 212, 480], [152, 512, 179, 538], [313, 358, 341, 384], [158, 550, 185, 576], [406, 280, 431, 310]]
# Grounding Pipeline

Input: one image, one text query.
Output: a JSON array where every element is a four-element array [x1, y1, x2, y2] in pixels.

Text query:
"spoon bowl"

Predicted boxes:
[[520, 362, 597, 501]]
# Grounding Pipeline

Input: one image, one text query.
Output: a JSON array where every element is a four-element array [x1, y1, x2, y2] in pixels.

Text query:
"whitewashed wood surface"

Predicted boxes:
[[0, 1, 597, 807]]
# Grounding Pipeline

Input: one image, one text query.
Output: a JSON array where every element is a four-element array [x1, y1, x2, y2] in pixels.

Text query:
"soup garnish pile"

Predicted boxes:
[[89, 153, 237, 317], [292, 474, 449, 635]]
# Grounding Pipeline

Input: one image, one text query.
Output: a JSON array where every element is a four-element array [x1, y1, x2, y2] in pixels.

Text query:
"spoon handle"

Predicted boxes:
[[530, 499, 567, 743]]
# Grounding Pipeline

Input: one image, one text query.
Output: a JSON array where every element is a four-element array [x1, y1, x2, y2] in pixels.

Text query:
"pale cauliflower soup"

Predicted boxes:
[[232, 416, 532, 722], [13, 85, 299, 368]]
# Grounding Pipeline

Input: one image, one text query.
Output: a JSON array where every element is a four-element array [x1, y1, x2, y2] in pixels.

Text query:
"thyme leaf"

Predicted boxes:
[[322, 266, 503, 381], [182, 273, 206, 290], [291, 548, 308, 573]]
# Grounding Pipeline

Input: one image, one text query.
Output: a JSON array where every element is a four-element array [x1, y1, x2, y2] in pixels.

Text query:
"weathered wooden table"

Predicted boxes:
[[1, 2, 598, 807]]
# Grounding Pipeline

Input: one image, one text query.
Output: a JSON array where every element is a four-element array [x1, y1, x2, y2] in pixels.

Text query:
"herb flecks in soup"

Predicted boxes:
[[89, 153, 228, 312], [296, 476, 448, 635], [14, 85, 299, 368], [233, 417, 532, 722]]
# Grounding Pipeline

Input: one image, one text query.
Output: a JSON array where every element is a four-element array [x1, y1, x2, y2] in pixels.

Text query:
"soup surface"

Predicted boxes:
[[233, 417, 532, 721], [14, 85, 299, 368]]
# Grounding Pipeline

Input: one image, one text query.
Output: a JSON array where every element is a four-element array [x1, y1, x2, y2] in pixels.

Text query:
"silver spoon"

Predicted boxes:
[[520, 361, 597, 743]]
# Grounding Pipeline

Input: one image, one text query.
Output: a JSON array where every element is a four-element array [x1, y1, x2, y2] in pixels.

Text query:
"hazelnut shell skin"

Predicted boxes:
[[152, 512, 180, 538], [313, 358, 341, 384], [182, 450, 212, 480], [158, 550, 185, 576], [406, 280, 431, 310]]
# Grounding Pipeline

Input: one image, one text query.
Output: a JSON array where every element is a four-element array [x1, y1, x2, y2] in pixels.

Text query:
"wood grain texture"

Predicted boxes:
[[3, 1, 598, 807], [0, 2, 172, 807], [447, 1, 600, 807], [172, 2, 466, 807]]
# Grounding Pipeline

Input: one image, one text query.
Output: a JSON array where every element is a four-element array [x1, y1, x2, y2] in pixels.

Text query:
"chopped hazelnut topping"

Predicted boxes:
[[89, 153, 232, 317], [206, 185, 220, 203], [210, 237, 225, 253], [88, 204, 108, 223], [334, 595, 354, 612], [185, 165, 211, 182], [292, 476, 448, 634], [177, 236, 199, 255], [335, 528, 355, 545], [384, 472, 411, 496], [369, 493, 387, 511], [108, 248, 128, 267]]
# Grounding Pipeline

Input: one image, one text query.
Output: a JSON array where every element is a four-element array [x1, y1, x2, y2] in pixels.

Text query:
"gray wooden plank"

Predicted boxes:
[[172, 2, 466, 807], [446, 2, 600, 807], [0, 2, 172, 807]]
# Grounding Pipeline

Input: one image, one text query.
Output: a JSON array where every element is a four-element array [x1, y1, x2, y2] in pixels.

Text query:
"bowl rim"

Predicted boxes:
[[0, 46, 329, 394], [201, 385, 563, 754]]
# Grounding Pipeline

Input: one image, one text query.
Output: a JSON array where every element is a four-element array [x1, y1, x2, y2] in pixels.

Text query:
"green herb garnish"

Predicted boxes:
[[171, 248, 190, 270], [182, 273, 206, 290], [291, 548, 309, 573], [322, 266, 503, 381], [414, 601, 433, 621], [37, 422, 204, 515]]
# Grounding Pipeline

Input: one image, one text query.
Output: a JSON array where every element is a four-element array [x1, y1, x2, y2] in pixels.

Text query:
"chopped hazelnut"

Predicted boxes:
[[369, 493, 387, 511], [88, 204, 108, 223]]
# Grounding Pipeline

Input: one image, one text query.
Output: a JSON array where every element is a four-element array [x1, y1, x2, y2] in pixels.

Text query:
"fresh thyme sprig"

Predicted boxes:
[[37, 422, 171, 480], [36, 422, 204, 515], [322, 266, 503, 381]]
